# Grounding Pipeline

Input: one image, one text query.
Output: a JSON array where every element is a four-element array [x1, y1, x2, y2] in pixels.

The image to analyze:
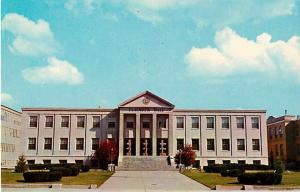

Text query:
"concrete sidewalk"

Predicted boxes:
[[99, 171, 210, 192]]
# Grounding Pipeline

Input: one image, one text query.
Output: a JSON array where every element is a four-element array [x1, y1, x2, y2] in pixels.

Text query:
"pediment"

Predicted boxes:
[[119, 91, 174, 108]]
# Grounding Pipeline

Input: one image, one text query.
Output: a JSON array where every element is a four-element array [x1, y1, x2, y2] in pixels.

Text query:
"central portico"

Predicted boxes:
[[118, 91, 175, 162]]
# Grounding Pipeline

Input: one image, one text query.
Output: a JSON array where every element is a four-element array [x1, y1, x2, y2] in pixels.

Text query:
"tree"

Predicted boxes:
[[174, 144, 196, 167], [94, 140, 118, 170], [15, 154, 28, 173]]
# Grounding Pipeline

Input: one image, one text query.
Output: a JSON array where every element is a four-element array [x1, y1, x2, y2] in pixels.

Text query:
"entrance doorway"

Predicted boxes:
[[140, 138, 152, 156], [124, 138, 136, 156], [157, 138, 168, 156]]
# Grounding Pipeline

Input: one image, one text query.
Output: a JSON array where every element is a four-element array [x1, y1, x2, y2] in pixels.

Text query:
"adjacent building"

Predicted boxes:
[[267, 115, 300, 164], [1, 105, 22, 168], [21, 91, 268, 168]]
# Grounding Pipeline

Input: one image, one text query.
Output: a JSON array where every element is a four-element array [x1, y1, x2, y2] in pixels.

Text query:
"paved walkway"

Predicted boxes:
[[99, 171, 210, 192]]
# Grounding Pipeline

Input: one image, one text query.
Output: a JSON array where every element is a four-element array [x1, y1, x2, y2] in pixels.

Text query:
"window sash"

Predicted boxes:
[[222, 139, 230, 150], [207, 139, 215, 150], [176, 117, 184, 128], [61, 116, 69, 127], [191, 117, 199, 128], [93, 117, 100, 127], [236, 117, 244, 128], [222, 117, 229, 128], [207, 117, 214, 129], [192, 139, 199, 150], [177, 139, 184, 150], [77, 117, 85, 127], [237, 139, 245, 150], [252, 139, 260, 150]]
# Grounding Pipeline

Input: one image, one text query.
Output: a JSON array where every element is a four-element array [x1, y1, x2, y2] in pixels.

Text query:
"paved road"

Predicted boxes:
[[99, 171, 210, 192]]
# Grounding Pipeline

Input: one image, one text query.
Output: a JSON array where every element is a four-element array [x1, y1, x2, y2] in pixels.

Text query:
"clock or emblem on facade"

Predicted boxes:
[[143, 97, 150, 105]]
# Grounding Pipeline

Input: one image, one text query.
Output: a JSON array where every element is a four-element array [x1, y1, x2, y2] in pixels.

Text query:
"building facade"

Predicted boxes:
[[22, 91, 268, 167], [267, 115, 300, 164], [1, 105, 22, 168]]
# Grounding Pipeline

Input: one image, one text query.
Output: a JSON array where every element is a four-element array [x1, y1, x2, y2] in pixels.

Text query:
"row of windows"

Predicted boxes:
[[206, 159, 261, 166], [29, 116, 116, 129], [176, 139, 260, 151], [28, 138, 101, 151], [1, 111, 21, 125], [0, 143, 16, 152], [176, 116, 260, 129], [268, 126, 284, 139], [1, 126, 19, 138]]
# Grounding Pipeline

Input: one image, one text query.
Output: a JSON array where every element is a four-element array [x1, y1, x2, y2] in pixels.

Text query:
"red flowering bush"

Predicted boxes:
[[174, 144, 196, 167]]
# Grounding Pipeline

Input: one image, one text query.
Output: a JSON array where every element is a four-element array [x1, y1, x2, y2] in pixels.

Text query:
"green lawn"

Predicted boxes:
[[182, 170, 241, 189], [1, 169, 113, 187], [183, 170, 300, 189]]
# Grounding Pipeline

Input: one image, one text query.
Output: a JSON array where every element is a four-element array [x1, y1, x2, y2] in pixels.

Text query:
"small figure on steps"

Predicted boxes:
[[167, 155, 171, 166]]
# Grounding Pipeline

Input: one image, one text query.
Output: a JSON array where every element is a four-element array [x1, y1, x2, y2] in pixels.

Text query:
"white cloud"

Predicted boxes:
[[65, 0, 101, 13], [185, 27, 300, 82], [22, 57, 84, 85], [2, 13, 58, 56], [1, 93, 13, 103]]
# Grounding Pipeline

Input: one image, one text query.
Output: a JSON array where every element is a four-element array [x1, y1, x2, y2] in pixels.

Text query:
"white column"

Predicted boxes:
[[136, 113, 140, 156], [118, 113, 124, 162], [152, 114, 157, 156]]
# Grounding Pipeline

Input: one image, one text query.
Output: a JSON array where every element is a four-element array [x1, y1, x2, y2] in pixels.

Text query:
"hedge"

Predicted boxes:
[[70, 166, 80, 176], [28, 163, 80, 170], [49, 167, 73, 177], [23, 171, 62, 182], [204, 163, 272, 173], [81, 165, 90, 172], [238, 172, 282, 185], [220, 169, 244, 177]]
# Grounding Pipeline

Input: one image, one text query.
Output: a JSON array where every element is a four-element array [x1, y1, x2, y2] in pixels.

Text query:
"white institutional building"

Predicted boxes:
[[19, 91, 268, 168]]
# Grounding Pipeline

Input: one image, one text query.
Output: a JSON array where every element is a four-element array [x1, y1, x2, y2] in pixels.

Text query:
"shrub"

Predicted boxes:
[[256, 172, 282, 185], [28, 164, 48, 170], [238, 172, 282, 185], [237, 173, 258, 185], [203, 164, 223, 173], [81, 165, 90, 172], [15, 155, 28, 173], [274, 160, 284, 174], [221, 169, 244, 177], [70, 166, 80, 176], [50, 167, 72, 177], [48, 171, 62, 181], [94, 140, 118, 169], [23, 171, 49, 182]]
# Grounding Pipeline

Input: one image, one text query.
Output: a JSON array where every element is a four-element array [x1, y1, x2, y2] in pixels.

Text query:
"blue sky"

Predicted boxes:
[[1, 0, 300, 117]]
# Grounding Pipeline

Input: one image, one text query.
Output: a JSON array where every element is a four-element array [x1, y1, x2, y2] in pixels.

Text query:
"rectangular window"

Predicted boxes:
[[177, 139, 184, 150], [76, 138, 84, 150], [191, 117, 199, 129], [237, 139, 245, 150], [44, 138, 52, 150], [222, 139, 230, 151], [43, 160, 51, 164], [253, 160, 261, 165], [77, 116, 85, 128], [30, 116, 38, 127], [280, 144, 284, 156], [207, 160, 215, 166], [252, 139, 260, 151], [176, 117, 184, 129], [126, 121, 134, 129], [251, 117, 259, 129], [60, 138, 68, 150], [59, 160, 67, 164], [279, 127, 283, 137], [27, 160, 35, 165], [75, 160, 83, 165], [268, 128, 273, 139], [143, 121, 150, 129], [61, 116, 69, 128], [108, 121, 115, 128], [207, 139, 215, 151], [192, 139, 199, 150], [158, 120, 167, 129], [274, 127, 278, 138], [28, 138, 36, 150], [236, 117, 244, 128], [238, 160, 246, 165], [93, 116, 100, 128], [221, 117, 230, 129], [45, 116, 53, 127], [92, 138, 99, 150], [223, 160, 231, 165], [207, 117, 214, 129]]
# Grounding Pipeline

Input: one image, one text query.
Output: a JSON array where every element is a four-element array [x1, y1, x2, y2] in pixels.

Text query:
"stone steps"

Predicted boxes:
[[116, 156, 177, 171]]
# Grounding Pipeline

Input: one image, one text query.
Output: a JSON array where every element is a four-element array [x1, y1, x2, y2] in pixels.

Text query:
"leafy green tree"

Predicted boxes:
[[15, 154, 28, 173]]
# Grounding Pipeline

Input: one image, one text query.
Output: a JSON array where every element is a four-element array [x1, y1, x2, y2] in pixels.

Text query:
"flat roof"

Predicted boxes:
[[22, 107, 266, 113]]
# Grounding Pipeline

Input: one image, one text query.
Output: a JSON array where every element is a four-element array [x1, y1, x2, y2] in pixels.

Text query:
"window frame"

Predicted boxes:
[[191, 116, 200, 129], [236, 117, 245, 129], [61, 116, 70, 128], [60, 138, 68, 150], [206, 117, 215, 129], [251, 117, 259, 129], [176, 138, 184, 150], [252, 139, 260, 151], [44, 138, 52, 150], [76, 138, 84, 150], [237, 139, 245, 151], [92, 138, 99, 150], [45, 116, 54, 128], [29, 116, 38, 128], [92, 116, 101, 128], [221, 117, 230, 129], [77, 116, 85, 128], [207, 139, 215, 151], [28, 138, 36, 150], [192, 139, 200, 151], [176, 117, 184, 129], [222, 139, 230, 151]]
